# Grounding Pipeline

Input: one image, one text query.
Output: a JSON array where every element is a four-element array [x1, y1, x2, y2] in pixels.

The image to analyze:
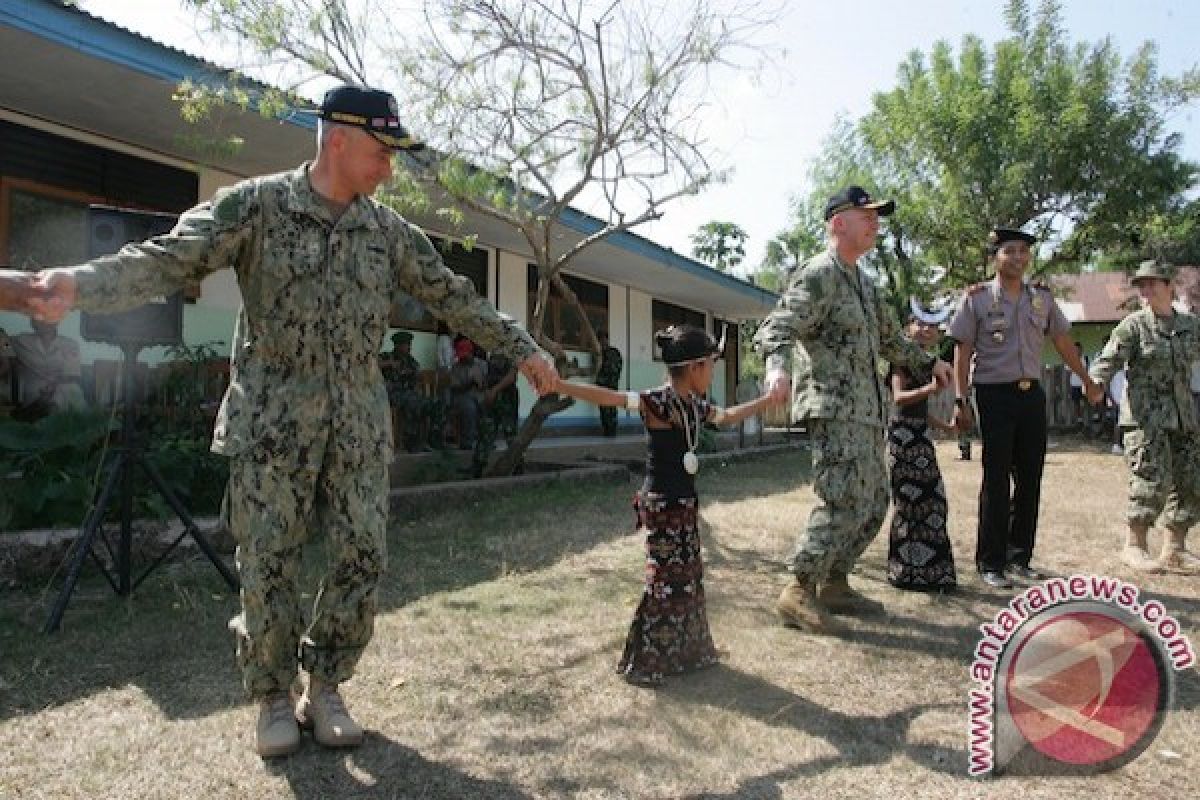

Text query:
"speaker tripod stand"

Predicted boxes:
[[44, 342, 239, 633]]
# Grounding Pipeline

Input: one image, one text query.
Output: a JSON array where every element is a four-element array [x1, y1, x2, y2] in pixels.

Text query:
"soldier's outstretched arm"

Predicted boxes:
[[1088, 322, 1132, 398], [753, 263, 833, 400], [395, 223, 541, 366], [29, 185, 259, 316]]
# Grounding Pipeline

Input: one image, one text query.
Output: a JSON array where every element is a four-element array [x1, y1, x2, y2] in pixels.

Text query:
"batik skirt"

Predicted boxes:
[[618, 491, 719, 685], [886, 416, 957, 590]]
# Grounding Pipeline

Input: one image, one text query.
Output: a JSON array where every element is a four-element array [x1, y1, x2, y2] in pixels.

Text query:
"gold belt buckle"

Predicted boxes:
[[1017, 379, 1033, 391]]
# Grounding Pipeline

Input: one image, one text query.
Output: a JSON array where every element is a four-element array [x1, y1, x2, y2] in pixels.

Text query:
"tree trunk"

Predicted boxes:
[[484, 393, 574, 477]]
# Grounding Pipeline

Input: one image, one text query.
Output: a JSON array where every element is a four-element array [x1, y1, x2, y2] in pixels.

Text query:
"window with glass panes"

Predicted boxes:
[[526, 266, 609, 350]]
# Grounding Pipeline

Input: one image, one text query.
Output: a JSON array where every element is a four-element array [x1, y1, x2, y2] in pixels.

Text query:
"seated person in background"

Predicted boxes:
[[472, 346, 520, 477], [381, 330, 443, 452], [448, 337, 486, 449], [13, 319, 86, 413]]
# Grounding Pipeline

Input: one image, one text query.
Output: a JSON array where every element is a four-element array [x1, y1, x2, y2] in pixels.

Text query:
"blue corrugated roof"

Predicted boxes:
[[1, 0, 774, 306]]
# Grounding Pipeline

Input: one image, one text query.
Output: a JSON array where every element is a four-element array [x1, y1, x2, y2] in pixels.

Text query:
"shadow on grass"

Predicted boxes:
[[664, 663, 965, 795], [0, 450, 816, 724], [266, 730, 533, 800]]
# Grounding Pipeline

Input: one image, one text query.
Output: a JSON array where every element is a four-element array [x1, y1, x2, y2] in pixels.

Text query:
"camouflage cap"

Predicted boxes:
[[1130, 259, 1175, 285]]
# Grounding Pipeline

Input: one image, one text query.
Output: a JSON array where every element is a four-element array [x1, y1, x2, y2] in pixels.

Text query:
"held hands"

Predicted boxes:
[[764, 368, 791, 404], [0, 268, 75, 320], [518, 352, 559, 397], [952, 401, 974, 434], [932, 359, 953, 388]]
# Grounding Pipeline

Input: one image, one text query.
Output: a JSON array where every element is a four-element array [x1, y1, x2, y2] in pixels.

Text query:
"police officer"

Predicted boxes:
[[1089, 260, 1200, 574], [949, 227, 1096, 589], [16, 85, 557, 757], [755, 186, 952, 632], [595, 329, 624, 436]]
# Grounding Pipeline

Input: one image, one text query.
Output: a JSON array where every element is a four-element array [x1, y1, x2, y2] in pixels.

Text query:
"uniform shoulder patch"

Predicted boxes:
[[211, 182, 258, 228]]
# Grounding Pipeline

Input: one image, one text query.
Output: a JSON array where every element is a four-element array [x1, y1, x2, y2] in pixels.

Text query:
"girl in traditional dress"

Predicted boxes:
[[886, 316, 958, 591], [554, 325, 780, 686]]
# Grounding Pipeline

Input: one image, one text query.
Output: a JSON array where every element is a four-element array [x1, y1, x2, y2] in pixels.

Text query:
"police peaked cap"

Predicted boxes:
[[987, 227, 1037, 247]]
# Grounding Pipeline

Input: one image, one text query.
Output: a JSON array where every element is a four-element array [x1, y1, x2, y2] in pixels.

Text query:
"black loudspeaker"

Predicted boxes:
[[80, 206, 183, 347]]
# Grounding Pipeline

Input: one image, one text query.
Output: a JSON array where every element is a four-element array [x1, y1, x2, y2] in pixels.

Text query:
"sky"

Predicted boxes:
[[78, 0, 1200, 274]]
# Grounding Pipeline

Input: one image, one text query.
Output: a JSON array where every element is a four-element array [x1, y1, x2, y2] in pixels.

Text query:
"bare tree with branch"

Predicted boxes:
[[179, 0, 774, 475]]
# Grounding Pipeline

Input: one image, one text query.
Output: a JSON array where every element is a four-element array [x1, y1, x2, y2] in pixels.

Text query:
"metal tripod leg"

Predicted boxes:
[[131, 452, 239, 592], [43, 451, 127, 633]]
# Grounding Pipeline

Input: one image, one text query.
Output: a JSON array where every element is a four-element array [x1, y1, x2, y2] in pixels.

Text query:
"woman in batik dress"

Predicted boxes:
[[886, 317, 958, 591]]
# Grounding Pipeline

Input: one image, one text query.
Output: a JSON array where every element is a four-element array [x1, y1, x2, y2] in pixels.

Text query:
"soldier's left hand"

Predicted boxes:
[[518, 353, 558, 397], [1085, 380, 1105, 406]]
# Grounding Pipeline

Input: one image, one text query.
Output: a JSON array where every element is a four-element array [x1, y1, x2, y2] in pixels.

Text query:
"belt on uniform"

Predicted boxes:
[[976, 379, 1040, 391]]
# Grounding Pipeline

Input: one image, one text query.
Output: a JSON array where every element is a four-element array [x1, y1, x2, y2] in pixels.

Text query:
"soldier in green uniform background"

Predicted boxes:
[[473, 348, 520, 477], [1089, 260, 1200, 574], [382, 330, 443, 452], [754, 186, 952, 633], [596, 329, 624, 436], [16, 85, 557, 758]]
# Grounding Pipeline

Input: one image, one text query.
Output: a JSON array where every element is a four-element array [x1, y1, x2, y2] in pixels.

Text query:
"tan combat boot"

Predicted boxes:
[[777, 577, 835, 633], [820, 572, 886, 616], [256, 692, 301, 758], [1158, 527, 1200, 574], [1121, 523, 1161, 573], [295, 678, 364, 748]]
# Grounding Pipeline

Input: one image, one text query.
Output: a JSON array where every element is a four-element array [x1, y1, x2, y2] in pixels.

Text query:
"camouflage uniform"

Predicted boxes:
[[596, 344, 624, 436], [382, 348, 442, 451], [754, 249, 933, 583], [1090, 307, 1200, 530], [473, 352, 520, 477], [66, 163, 538, 698]]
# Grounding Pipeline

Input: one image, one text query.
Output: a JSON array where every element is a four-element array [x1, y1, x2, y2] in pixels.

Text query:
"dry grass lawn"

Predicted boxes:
[[0, 438, 1196, 799]]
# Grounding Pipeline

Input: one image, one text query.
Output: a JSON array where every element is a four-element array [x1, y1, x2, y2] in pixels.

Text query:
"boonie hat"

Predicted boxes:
[[1130, 259, 1175, 285]]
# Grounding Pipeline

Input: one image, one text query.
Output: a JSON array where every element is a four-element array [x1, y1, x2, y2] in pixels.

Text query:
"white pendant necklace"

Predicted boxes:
[[673, 391, 700, 475]]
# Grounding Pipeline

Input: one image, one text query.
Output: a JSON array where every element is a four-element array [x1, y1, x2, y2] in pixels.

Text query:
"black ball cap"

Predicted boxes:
[[823, 185, 895, 221], [306, 85, 423, 151], [987, 227, 1037, 247]]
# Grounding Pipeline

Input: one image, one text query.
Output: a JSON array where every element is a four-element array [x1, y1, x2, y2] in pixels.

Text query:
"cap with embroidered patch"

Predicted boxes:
[[823, 186, 895, 221], [304, 85, 422, 150]]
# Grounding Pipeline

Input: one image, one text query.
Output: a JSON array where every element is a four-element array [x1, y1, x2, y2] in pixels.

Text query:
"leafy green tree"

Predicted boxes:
[[769, 0, 1199, 315], [177, 0, 773, 475], [690, 221, 747, 272]]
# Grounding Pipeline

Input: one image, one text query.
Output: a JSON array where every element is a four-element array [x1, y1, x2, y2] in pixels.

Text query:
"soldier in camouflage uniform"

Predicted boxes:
[[472, 349, 520, 477], [754, 186, 952, 633], [596, 330, 624, 436], [382, 330, 442, 452], [20, 86, 556, 758], [1089, 260, 1200, 574]]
